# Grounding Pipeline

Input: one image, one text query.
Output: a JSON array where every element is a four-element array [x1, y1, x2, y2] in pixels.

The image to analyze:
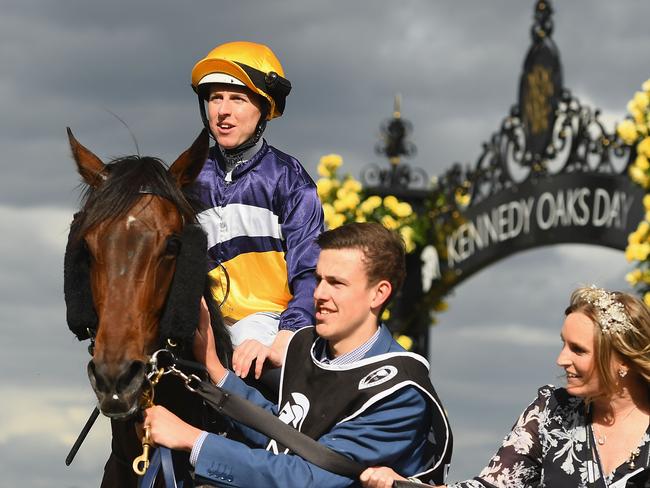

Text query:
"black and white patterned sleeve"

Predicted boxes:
[[447, 386, 553, 488]]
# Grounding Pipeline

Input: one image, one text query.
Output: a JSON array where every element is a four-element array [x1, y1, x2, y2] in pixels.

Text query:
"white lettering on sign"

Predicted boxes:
[[446, 187, 634, 267]]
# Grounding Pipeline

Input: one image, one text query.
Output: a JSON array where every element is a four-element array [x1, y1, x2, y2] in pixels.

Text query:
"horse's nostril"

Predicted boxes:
[[88, 359, 145, 397], [88, 360, 110, 394], [116, 360, 145, 394]]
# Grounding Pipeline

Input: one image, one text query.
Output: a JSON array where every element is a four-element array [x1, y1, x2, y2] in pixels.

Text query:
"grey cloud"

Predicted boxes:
[[3, 0, 649, 485]]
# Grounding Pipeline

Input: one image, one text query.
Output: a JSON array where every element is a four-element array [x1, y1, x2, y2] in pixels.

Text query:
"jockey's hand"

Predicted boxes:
[[142, 405, 202, 452], [360, 466, 407, 488], [232, 329, 292, 379], [193, 297, 227, 383], [232, 339, 276, 379]]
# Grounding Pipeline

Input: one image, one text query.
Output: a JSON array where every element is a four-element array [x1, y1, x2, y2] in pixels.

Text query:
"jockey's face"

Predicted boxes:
[[313, 248, 390, 358], [207, 84, 263, 149]]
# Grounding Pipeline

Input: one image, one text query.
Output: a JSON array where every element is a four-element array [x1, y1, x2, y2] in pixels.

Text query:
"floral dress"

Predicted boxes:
[[448, 385, 650, 488]]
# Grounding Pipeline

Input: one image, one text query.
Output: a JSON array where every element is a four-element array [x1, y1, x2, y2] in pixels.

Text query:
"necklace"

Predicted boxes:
[[592, 425, 607, 445], [591, 405, 638, 445]]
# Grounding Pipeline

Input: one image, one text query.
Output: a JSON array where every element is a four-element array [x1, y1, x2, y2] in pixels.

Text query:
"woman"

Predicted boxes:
[[360, 286, 650, 488]]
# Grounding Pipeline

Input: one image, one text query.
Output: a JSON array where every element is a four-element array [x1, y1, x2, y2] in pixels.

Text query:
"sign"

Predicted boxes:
[[440, 173, 645, 285]]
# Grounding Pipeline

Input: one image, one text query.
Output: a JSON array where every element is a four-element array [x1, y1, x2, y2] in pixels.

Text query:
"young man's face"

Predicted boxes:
[[314, 248, 388, 356], [207, 84, 263, 149]]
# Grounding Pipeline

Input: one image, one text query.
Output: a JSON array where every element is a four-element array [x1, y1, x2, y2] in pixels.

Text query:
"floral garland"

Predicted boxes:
[[315, 154, 427, 253], [315, 154, 457, 349], [619, 79, 650, 305]]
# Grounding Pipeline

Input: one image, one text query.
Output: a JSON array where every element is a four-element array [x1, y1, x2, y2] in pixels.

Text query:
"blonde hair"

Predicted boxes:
[[566, 287, 650, 398]]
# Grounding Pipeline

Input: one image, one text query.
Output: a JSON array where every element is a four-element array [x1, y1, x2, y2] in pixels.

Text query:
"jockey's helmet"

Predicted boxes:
[[191, 41, 291, 120]]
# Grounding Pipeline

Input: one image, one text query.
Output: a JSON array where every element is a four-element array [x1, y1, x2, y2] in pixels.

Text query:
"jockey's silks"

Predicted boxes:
[[188, 141, 324, 332]]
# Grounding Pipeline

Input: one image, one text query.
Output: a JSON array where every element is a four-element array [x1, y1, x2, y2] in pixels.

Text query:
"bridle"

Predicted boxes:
[[63, 194, 211, 356]]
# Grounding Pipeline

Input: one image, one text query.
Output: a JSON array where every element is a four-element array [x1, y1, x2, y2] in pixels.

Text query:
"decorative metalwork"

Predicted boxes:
[[362, 95, 428, 190], [416, 0, 639, 334], [431, 0, 636, 207]]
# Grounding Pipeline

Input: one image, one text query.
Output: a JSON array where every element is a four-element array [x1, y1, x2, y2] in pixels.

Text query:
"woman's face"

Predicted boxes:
[[556, 312, 602, 398]]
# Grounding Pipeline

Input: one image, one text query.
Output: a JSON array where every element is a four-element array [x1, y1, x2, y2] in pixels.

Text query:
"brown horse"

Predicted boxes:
[[64, 129, 232, 487]]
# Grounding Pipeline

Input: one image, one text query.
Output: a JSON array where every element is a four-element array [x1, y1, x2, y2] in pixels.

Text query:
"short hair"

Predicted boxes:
[[316, 222, 406, 306], [565, 286, 650, 400]]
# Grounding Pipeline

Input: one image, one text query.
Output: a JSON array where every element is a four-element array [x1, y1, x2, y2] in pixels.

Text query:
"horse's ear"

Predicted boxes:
[[67, 127, 107, 188], [169, 129, 210, 188]]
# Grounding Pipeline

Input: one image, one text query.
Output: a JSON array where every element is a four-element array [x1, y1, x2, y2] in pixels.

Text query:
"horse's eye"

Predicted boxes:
[[165, 237, 182, 256]]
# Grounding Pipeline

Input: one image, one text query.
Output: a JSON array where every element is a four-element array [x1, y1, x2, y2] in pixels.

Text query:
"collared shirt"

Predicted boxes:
[[316, 326, 381, 365], [190, 326, 382, 465]]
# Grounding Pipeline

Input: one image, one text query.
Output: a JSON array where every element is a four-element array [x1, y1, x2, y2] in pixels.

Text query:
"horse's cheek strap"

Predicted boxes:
[[158, 224, 207, 350]]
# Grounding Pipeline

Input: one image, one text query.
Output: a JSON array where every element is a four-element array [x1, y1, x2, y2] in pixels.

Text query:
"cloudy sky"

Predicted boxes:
[[2, 0, 649, 485]]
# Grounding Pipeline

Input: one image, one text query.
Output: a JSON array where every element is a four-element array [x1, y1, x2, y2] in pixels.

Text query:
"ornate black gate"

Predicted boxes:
[[362, 0, 643, 357]]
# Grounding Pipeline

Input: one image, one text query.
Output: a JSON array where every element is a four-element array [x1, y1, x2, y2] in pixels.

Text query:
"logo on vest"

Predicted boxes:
[[358, 365, 398, 390], [266, 392, 310, 455]]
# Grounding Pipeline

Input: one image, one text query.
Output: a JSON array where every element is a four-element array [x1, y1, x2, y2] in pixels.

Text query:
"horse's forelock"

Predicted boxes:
[[73, 156, 196, 240]]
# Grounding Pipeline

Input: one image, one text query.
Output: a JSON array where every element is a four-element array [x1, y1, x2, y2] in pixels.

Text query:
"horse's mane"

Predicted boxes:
[[72, 156, 196, 240]]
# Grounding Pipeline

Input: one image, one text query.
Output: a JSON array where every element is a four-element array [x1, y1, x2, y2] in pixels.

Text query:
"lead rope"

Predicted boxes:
[[132, 366, 165, 476]]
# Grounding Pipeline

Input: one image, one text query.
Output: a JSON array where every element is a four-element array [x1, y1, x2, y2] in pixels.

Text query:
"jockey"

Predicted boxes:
[[188, 41, 324, 382]]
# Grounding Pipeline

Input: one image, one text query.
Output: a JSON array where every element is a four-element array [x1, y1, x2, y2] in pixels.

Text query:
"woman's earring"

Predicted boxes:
[[619, 369, 628, 378]]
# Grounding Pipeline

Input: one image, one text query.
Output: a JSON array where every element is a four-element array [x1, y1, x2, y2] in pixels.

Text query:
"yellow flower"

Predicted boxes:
[[628, 230, 642, 245], [342, 178, 362, 193], [637, 137, 650, 158], [319, 154, 343, 172], [629, 165, 650, 188], [354, 211, 367, 223], [360, 196, 382, 215], [642, 79, 650, 92], [317, 162, 332, 178], [628, 101, 645, 125], [359, 200, 375, 216], [644, 292, 650, 307], [381, 309, 391, 321], [394, 202, 413, 218], [626, 269, 642, 285], [638, 221, 650, 236], [381, 214, 398, 230], [400, 226, 416, 253], [396, 334, 413, 351], [343, 192, 360, 210], [617, 119, 638, 145], [643, 270, 650, 284], [326, 212, 346, 230], [322, 203, 335, 221], [383, 195, 399, 213], [455, 190, 471, 207], [635, 243, 650, 261], [316, 178, 334, 198], [634, 91, 650, 112], [333, 199, 348, 213], [636, 154, 650, 171]]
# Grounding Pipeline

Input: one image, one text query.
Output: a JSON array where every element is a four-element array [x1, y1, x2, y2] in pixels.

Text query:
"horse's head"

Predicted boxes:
[[66, 129, 210, 418]]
